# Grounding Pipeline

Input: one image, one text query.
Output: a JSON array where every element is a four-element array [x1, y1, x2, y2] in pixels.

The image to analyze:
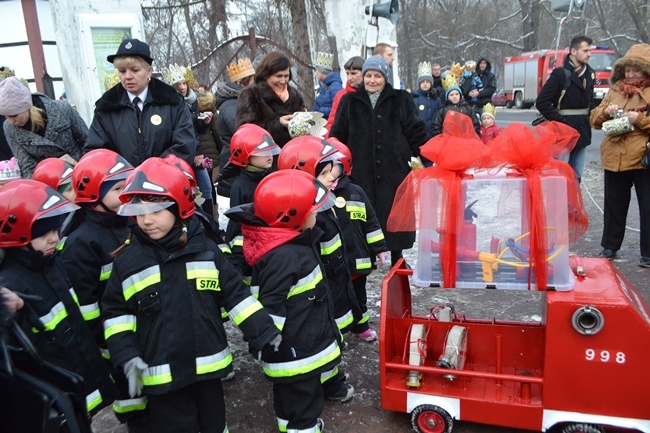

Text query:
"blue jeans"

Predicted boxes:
[[557, 145, 587, 182], [195, 168, 213, 201]]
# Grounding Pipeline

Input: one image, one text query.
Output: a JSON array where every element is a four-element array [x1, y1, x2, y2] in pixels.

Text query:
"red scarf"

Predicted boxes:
[[620, 76, 650, 98]]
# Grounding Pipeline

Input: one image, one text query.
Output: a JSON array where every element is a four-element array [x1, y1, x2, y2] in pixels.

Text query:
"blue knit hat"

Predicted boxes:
[[362, 55, 390, 81], [445, 86, 463, 100]]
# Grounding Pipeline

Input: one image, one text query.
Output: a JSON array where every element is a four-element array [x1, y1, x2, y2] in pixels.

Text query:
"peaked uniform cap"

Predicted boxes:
[[107, 38, 153, 65]]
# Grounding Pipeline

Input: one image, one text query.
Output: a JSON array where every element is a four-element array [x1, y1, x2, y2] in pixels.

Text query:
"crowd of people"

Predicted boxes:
[[2, 32, 650, 433]]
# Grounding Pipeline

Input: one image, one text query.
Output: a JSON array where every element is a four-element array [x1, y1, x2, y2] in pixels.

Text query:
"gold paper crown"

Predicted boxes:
[[482, 103, 496, 117], [417, 61, 432, 78], [162, 64, 196, 87], [314, 52, 334, 71], [463, 60, 476, 72], [0, 66, 15, 81], [227, 58, 255, 83], [104, 70, 121, 91], [441, 73, 459, 92], [449, 62, 462, 80]]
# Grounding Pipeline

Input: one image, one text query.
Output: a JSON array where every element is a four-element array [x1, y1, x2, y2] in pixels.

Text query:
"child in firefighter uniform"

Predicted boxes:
[[32, 157, 76, 201], [59, 149, 152, 430], [225, 124, 280, 284], [0, 180, 116, 416], [277, 136, 358, 402], [101, 157, 280, 433], [225, 170, 345, 432], [328, 138, 388, 342]]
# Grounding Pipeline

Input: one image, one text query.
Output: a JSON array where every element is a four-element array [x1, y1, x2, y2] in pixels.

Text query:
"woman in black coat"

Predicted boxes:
[[330, 55, 427, 266], [236, 52, 305, 147]]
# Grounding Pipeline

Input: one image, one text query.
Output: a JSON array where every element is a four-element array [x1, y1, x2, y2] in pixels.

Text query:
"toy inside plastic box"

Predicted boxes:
[[413, 170, 573, 291]]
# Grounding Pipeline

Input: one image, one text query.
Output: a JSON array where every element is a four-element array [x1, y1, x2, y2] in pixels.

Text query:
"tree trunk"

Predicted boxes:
[[288, 0, 314, 108]]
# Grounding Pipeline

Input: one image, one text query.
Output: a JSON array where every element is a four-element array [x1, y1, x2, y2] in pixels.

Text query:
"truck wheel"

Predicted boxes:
[[411, 405, 453, 433], [561, 423, 605, 433], [514, 92, 524, 109], [506, 100, 513, 109]]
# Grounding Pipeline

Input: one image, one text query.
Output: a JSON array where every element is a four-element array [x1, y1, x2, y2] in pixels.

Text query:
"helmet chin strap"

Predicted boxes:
[[94, 199, 113, 213]]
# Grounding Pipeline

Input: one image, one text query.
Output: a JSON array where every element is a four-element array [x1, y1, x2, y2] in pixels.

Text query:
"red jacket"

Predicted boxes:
[[480, 123, 501, 144], [325, 82, 357, 138]]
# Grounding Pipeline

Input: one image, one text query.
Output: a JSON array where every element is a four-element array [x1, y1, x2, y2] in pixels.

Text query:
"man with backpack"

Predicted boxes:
[[536, 35, 596, 182]]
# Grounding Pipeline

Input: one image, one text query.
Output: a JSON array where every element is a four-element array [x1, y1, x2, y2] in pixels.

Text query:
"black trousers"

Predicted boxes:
[[602, 168, 650, 257], [147, 379, 226, 433], [273, 375, 323, 431], [350, 274, 369, 334]]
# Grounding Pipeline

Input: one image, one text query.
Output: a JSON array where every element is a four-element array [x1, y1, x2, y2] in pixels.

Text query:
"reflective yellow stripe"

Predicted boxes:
[[335, 310, 354, 330], [231, 236, 243, 247], [270, 314, 285, 331], [278, 418, 289, 433], [69, 288, 79, 306], [100, 263, 113, 282], [104, 315, 137, 340], [142, 364, 172, 386], [219, 243, 232, 254], [122, 266, 161, 301], [186, 261, 219, 279], [229, 296, 263, 325], [79, 301, 101, 321], [33, 301, 68, 332], [355, 257, 372, 270], [86, 388, 103, 412], [196, 348, 233, 375], [357, 311, 370, 325], [250, 285, 259, 298], [319, 234, 342, 256], [320, 366, 338, 383], [220, 307, 229, 320], [366, 229, 385, 244], [288, 266, 322, 299], [113, 396, 148, 413], [346, 201, 366, 213], [262, 341, 340, 378]]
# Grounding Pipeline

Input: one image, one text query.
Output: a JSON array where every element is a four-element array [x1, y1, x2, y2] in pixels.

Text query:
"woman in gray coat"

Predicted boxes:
[[0, 77, 86, 178]]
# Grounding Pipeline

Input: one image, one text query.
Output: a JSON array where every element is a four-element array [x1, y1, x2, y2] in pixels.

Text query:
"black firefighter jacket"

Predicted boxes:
[[243, 225, 342, 383], [329, 84, 427, 251], [332, 175, 387, 275], [101, 216, 278, 395], [536, 55, 595, 150], [0, 248, 116, 415], [60, 208, 130, 346], [85, 78, 198, 167]]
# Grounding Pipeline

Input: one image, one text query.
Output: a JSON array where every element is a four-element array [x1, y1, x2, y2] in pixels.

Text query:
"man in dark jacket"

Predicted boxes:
[[537, 35, 595, 181], [462, 55, 496, 113]]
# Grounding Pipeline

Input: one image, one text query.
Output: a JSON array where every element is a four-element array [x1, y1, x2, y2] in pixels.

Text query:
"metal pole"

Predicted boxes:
[[21, 0, 47, 94], [553, 1, 574, 67]]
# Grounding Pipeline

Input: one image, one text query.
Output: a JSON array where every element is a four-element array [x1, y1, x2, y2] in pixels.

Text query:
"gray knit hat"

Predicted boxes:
[[0, 76, 32, 116], [362, 55, 390, 81]]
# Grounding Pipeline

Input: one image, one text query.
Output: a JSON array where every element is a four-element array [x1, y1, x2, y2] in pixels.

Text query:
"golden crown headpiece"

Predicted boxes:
[[104, 70, 121, 91], [463, 60, 476, 72], [482, 103, 496, 117], [227, 58, 255, 83], [0, 66, 15, 81], [441, 73, 459, 92], [314, 52, 334, 71], [449, 62, 463, 80], [162, 64, 196, 88], [417, 61, 433, 78]]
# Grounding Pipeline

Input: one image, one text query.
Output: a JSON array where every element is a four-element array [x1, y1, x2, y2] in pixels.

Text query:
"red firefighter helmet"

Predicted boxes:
[[32, 158, 75, 190], [277, 135, 343, 175], [229, 124, 280, 167], [162, 154, 197, 189], [72, 149, 133, 203], [119, 157, 195, 219], [327, 137, 352, 176], [253, 170, 333, 230], [0, 179, 79, 247]]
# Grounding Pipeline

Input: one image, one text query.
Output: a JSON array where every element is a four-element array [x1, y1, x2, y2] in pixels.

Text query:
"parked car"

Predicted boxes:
[[492, 89, 509, 107]]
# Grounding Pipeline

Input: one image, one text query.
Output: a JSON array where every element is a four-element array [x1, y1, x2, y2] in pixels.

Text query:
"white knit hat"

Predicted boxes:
[[0, 77, 32, 116]]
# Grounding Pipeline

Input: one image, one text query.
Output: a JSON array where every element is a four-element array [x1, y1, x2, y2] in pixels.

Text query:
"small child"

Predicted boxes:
[[461, 61, 483, 105], [0, 180, 116, 416], [277, 135, 356, 403], [480, 103, 501, 144], [225, 169, 343, 432], [225, 124, 280, 283], [102, 157, 279, 433], [431, 76, 481, 138], [32, 157, 76, 201], [328, 137, 388, 342]]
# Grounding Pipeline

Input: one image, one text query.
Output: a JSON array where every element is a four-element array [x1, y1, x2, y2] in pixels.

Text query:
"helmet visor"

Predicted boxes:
[[38, 201, 79, 219], [118, 195, 175, 216], [312, 179, 335, 213], [251, 141, 280, 158]]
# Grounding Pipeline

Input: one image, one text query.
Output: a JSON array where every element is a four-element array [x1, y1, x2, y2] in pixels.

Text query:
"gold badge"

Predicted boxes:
[[335, 196, 346, 208], [419, 104, 425, 111], [150, 114, 162, 125]]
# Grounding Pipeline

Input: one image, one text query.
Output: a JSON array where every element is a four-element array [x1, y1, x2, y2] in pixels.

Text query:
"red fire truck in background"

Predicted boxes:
[[502, 46, 618, 109]]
